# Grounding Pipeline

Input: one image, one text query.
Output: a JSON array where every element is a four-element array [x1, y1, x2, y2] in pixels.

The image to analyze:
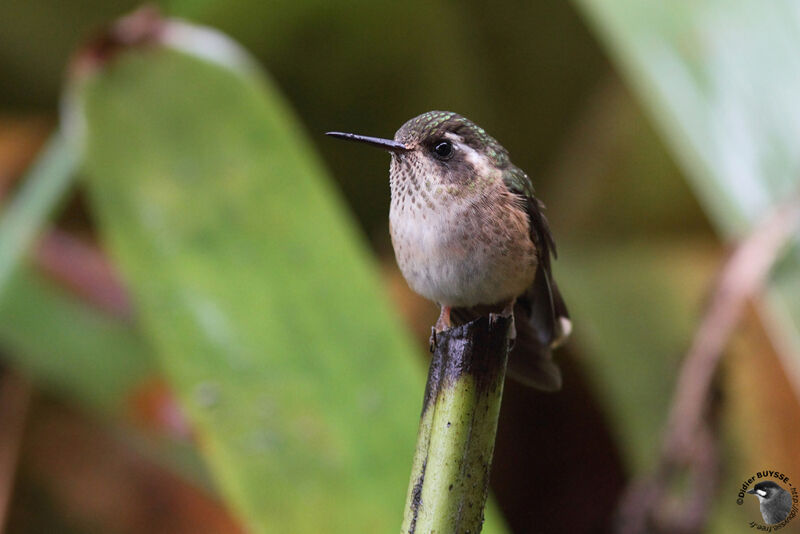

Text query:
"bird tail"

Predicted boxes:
[[507, 266, 571, 391]]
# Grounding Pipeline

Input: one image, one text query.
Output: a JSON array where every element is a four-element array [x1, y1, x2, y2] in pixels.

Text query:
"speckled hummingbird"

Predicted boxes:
[[327, 111, 571, 390]]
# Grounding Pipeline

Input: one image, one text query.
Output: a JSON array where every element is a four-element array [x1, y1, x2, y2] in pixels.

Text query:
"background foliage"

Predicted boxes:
[[0, 1, 798, 533]]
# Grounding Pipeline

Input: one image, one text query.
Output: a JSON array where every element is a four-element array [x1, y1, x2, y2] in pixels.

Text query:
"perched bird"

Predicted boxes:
[[327, 111, 570, 390], [747, 481, 793, 524]]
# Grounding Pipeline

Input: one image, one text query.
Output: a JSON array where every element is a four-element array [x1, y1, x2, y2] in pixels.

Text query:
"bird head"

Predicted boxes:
[[327, 111, 512, 193], [747, 481, 784, 502]]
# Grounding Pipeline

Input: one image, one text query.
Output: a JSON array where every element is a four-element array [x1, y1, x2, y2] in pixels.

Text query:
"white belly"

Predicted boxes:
[[389, 198, 537, 307]]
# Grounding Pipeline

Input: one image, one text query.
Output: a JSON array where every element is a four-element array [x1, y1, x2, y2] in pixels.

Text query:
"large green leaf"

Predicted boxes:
[[573, 0, 800, 395], [76, 22, 506, 533]]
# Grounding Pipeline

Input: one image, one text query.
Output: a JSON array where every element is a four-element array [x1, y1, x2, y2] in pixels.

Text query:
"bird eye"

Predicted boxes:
[[433, 140, 453, 159]]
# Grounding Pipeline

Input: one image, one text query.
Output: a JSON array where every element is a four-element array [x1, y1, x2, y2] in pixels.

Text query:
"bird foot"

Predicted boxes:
[[434, 305, 451, 332], [430, 306, 452, 351]]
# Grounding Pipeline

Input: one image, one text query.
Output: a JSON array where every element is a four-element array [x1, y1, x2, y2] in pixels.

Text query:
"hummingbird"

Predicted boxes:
[[327, 111, 570, 390]]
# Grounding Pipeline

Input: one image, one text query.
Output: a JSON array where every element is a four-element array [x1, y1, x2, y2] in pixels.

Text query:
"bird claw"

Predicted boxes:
[[429, 327, 437, 353]]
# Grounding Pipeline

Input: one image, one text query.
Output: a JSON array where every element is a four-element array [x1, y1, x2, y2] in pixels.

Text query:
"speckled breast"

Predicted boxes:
[[389, 181, 538, 308]]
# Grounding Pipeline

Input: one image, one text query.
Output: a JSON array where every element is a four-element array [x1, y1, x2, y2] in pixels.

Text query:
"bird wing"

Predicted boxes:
[[503, 166, 571, 390]]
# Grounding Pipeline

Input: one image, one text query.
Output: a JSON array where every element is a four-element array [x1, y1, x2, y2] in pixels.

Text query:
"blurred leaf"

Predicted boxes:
[[76, 20, 507, 533], [11, 400, 243, 534], [0, 133, 77, 297], [0, 268, 150, 414], [0, 120, 209, 490], [573, 0, 800, 395], [0, 266, 218, 513], [559, 238, 718, 471]]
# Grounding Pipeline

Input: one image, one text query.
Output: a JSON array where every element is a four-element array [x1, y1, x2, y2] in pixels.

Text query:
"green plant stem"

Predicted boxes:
[[401, 314, 511, 534], [0, 132, 78, 298]]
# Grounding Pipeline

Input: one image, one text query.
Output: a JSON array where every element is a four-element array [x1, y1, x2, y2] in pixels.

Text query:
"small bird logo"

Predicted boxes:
[[747, 481, 793, 525], [328, 111, 570, 390]]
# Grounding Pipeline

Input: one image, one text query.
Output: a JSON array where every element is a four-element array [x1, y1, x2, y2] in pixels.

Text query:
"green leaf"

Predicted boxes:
[[0, 267, 213, 487], [0, 268, 150, 414], [0, 133, 78, 297], [76, 23, 508, 533], [573, 0, 800, 395]]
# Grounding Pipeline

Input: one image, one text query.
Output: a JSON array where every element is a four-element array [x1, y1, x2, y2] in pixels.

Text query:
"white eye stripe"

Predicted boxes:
[[441, 132, 494, 175], [461, 143, 486, 167], [757, 489, 767, 497], [442, 134, 465, 154]]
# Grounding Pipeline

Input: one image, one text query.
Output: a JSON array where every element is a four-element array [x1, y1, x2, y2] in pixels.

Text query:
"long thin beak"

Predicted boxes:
[[325, 132, 409, 153]]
